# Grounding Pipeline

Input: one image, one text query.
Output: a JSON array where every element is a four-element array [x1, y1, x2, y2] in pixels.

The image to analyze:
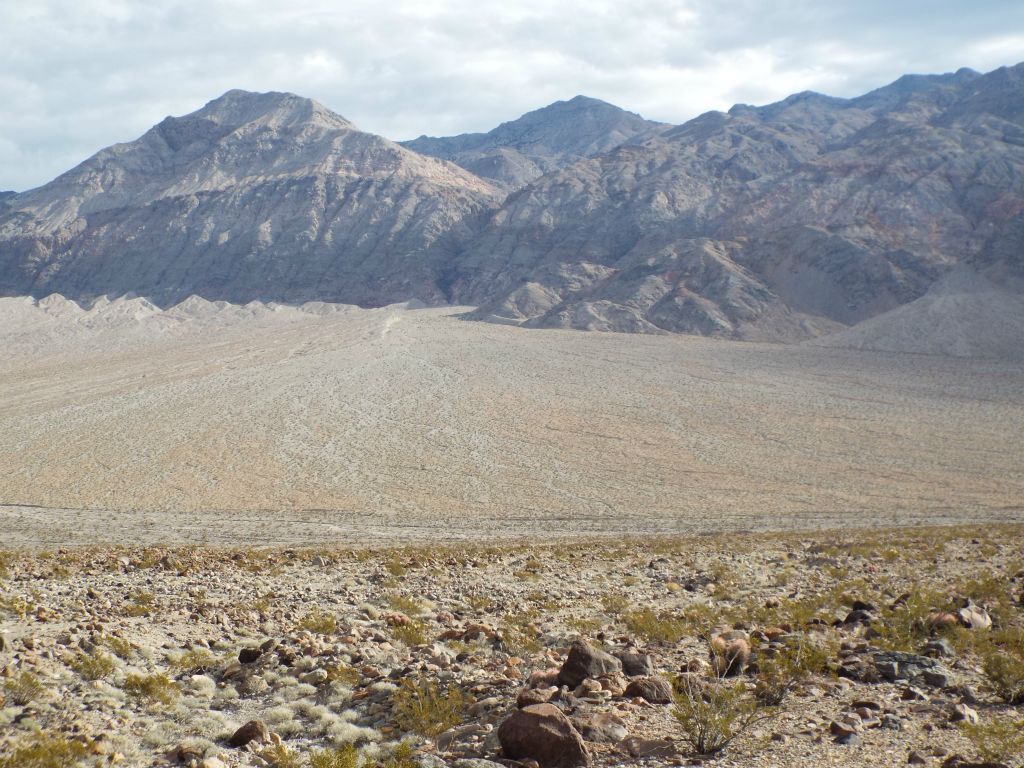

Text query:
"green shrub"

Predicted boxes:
[[392, 678, 468, 739], [310, 743, 417, 768], [298, 607, 338, 635], [123, 590, 156, 617], [672, 675, 773, 756], [3, 670, 45, 705], [601, 592, 629, 616], [69, 650, 117, 681], [391, 620, 428, 647], [121, 673, 180, 704], [624, 608, 687, 644], [378, 743, 418, 768], [310, 744, 360, 768], [96, 634, 135, 660], [960, 716, 1024, 765], [981, 649, 1024, 705], [873, 588, 951, 652], [386, 594, 424, 616], [754, 637, 834, 705], [0, 733, 93, 768], [169, 648, 219, 675], [0, 551, 17, 580], [499, 612, 542, 656], [260, 744, 301, 768], [324, 663, 362, 687], [0, 594, 33, 620], [566, 617, 602, 635]]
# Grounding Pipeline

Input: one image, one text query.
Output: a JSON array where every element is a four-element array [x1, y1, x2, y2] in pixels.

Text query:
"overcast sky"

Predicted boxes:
[[2, 0, 1022, 191]]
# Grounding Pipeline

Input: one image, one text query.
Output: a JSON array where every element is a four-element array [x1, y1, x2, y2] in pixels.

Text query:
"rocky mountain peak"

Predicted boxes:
[[189, 89, 354, 132], [402, 95, 665, 189]]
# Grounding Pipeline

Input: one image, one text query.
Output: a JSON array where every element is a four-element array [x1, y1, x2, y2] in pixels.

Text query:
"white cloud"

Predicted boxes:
[[0, 0, 1022, 190]]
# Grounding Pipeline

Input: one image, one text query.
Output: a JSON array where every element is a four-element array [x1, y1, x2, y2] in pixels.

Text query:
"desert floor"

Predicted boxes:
[[1, 298, 1022, 548]]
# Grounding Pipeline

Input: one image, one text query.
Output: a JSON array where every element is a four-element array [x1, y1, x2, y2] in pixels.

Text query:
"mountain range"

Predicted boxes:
[[2, 63, 1023, 352]]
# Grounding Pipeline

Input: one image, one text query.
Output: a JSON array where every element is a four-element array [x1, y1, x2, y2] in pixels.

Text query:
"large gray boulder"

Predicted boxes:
[[557, 639, 622, 688]]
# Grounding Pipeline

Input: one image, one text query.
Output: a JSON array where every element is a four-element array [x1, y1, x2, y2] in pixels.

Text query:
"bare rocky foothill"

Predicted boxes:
[[1, 527, 1024, 768]]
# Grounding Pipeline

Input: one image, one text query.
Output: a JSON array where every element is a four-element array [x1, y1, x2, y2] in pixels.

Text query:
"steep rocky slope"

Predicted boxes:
[[0, 90, 500, 305], [812, 268, 1024, 360], [451, 65, 1024, 341], [402, 95, 665, 190]]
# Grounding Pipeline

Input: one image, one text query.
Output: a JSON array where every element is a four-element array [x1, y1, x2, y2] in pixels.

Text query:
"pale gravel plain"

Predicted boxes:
[[0, 297, 1022, 548]]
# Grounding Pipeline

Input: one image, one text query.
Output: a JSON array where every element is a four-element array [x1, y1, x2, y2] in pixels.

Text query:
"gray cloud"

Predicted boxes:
[[1, 0, 1022, 190]]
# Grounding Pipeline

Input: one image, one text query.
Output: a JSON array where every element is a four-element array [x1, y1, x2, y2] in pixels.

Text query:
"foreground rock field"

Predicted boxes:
[[2, 526, 1023, 768]]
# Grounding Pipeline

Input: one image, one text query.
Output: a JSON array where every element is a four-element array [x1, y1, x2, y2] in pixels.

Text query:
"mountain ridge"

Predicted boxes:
[[2, 65, 1023, 354], [446, 63, 1024, 342]]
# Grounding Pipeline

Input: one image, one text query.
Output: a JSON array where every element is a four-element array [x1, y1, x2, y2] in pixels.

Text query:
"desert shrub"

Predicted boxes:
[[0, 594, 33, 620], [512, 557, 544, 581], [69, 650, 117, 681], [754, 638, 834, 705], [260, 744, 301, 768], [310, 744, 361, 768], [0, 551, 17, 580], [981, 648, 1024, 705], [0, 733, 93, 768], [377, 742, 418, 768], [169, 648, 220, 675], [386, 594, 424, 616], [990, 626, 1024, 655], [299, 607, 338, 635], [566, 616, 602, 635], [601, 592, 630, 616], [960, 716, 1024, 765], [96, 634, 135, 660], [873, 589, 951, 652], [752, 596, 827, 629], [391, 620, 428, 647], [135, 548, 164, 570], [4, 670, 45, 705], [624, 608, 687, 644], [671, 675, 773, 757], [958, 571, 1012, 608], [465, 594, 493, 612], [525, 590, 557, 609], [124, 590, 156, 617], [392, 677, 468, 739], [253, 592, 275, 613], [499, 611, 542, 656], [324, 663, 362, 687], [679, 603, 723, 639], [122, 673, 180, 704]]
